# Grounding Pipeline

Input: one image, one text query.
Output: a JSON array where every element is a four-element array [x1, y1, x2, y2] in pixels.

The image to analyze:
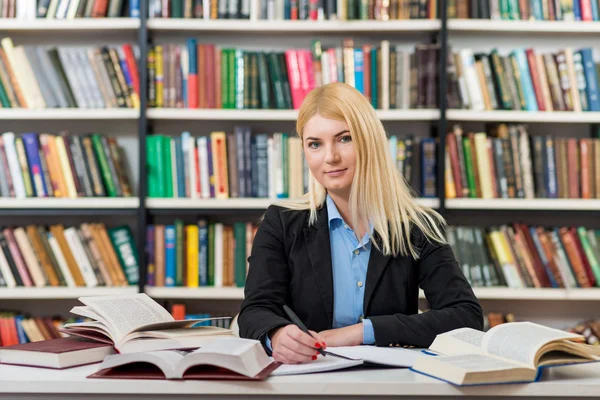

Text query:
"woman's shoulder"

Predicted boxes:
[[262, 203, 312, 229]]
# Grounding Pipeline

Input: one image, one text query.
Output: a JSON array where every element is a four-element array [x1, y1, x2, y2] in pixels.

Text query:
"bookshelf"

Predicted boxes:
[[446, 110, 600, 123], [448, 19, 600, 34], [0, 286, 138, 300], [0, 18, 140, 31], [0, 198, 139, 209], [445, 199, 600, 211], [0, 109, 139, 120]]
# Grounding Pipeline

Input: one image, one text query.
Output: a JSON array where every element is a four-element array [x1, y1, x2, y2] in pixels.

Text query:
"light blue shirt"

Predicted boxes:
[[265, 195, 375, 350]]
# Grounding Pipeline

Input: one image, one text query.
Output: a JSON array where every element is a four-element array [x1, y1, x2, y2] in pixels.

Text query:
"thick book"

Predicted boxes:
[[59, 293, 234, 354], [411, 322, 600, 386], [87, 338, 278, 380], [0, 337, 115, 369]]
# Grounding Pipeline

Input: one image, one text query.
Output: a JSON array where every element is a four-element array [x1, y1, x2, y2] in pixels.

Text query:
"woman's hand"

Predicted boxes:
[[270, 325, 327, 364], [319, 323, 363, 347]]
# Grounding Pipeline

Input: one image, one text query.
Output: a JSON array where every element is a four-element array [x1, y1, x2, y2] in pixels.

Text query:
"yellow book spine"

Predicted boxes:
[[186, 225, 199, 287], [155, 45, 164, 108], [211, 131, 229, 199]]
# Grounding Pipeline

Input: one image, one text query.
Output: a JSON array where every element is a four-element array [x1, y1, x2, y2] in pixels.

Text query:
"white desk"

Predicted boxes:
[[1, 362, 600, 399]]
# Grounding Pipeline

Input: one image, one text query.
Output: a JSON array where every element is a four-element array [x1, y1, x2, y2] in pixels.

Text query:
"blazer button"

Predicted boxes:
[[389, 344, 393, 347]]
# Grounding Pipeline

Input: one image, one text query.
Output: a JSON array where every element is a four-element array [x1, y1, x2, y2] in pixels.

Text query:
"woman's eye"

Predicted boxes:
[[308, 142, 320, 149], [340, 135, 352, 143]]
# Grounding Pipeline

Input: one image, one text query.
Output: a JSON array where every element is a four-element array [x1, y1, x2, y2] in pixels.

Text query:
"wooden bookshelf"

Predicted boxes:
[[0, 286, 138, 300], [445, 199, 600, 211], [147, 108, 440, 121], [0, 109, 139, 120], [0, 18, 140, 31], [147, 19, 441, 32], [446, 110, 600, 123], [448, 19, 600, 34], [0, 198, 139, 209]]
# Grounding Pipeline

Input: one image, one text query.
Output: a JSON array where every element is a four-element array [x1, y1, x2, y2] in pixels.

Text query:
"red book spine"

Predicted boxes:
[[122, 45, 140, 96], [581, 0, 593, 21], [285, 50, 302, 109], [525, 49, 545, 111], [92, 0, 109, 17]]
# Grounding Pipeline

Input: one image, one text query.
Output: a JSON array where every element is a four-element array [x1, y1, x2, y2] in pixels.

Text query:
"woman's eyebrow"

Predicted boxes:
[[304, 129, 349, 142]]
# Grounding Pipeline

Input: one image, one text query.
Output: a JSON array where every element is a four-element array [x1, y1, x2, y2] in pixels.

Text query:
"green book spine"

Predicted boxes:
[[108, 225, 140, 285], [500, 0, 510, 19], [163, 136, 174, 198], [243, 52, 251, 109], [175, 219, 184, 286], [171, 0, 184, 17], [146, 136, 158, 197], [266, 52, 285, 109], [228, 49, 236, 109], [0, 75, 11, 108], [208, 223, 215, 286], [233, 222, 246, 288], [509, 53, 526, 110], [578, 227, 600, 284], [14, 137, 34, 197], [371, 48, 378, 109], [250, 52, 259, 109], [278, 53, 293, 109], [462, 138, 477, 198], [490, 50, 513, 110], [221, 48, 229, 109], [91, 134, 117, 197], [509, 0, 520, 19], [257, 52, 271, 109]]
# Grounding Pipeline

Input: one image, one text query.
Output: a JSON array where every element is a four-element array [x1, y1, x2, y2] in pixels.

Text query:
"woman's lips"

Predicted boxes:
[[326, 168, 347, 177]]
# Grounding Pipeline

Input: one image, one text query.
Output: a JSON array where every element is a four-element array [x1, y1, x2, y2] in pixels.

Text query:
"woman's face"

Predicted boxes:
[[302, 114, 356, 196]]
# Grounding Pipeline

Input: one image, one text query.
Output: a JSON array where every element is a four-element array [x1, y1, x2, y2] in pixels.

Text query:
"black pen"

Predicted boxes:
[[283, 304, 327, 357]]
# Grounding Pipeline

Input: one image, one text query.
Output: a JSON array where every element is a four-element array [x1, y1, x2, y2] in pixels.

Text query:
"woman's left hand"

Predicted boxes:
[[318, 323, 364, 347]]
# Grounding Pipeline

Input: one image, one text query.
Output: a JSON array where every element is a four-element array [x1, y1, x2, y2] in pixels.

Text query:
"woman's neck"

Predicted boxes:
[[328, 191, 367, 239]]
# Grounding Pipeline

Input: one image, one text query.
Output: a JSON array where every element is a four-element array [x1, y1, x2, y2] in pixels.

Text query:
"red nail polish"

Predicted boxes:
[[322, 342, 327, 348], [315, 343, 321, 348], [312, 355, 317, 360]]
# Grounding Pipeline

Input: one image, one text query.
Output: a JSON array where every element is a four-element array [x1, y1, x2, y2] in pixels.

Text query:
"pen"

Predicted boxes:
[[283, 304, 327, 357]]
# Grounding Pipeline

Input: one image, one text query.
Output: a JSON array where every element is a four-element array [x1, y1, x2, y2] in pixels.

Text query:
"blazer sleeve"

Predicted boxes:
[[237, 205, 291, 347], [368, 230, 484, 348]]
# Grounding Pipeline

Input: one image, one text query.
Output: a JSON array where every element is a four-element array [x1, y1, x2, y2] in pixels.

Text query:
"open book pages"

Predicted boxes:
[[326, 345, 421, 367], [271, 354, 363, 376], [412, 321, 600, 386], [59, 294, 233, 353], [88, 338, 278, 380]]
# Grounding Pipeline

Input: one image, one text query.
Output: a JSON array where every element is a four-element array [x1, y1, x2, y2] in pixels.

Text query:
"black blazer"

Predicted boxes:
[[238, 204, 483, 350]]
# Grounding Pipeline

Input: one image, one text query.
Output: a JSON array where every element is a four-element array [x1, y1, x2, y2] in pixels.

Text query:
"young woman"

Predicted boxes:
[[238, 82, 482, 365]]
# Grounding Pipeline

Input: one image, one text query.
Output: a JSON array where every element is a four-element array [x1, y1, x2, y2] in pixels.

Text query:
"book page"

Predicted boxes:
[[422, 353, 523, 373], [79, 294, 174, 342], [99, 350, 189, 379], [482, 322, 583, 367], [429, 327, 486, 356], [270, 355, 363, 376], [326, 346, 420, 367]]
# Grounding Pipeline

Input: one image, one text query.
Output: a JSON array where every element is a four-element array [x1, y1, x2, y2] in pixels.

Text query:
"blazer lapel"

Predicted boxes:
[[303, 206, 334, 327], [364, 232, 393, 315]]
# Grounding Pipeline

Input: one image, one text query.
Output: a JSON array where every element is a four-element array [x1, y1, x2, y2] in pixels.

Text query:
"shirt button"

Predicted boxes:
[[343, 224, 349, 229], [359, 315, 364, 322], [353, 249, 359, 255], [357, 281, 363, 288]]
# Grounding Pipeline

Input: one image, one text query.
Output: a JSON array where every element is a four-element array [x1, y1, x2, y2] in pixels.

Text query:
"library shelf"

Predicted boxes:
[[448, 19, 600, 34], [0, 109, 139, 120], [445, 198, 600, 211], [0, 286, 138, 300], [446, 110, 600, 123], [145, 286, 244, 300], [147, 19, 441, 33], [146, 108, 440, 121], [0, 18, 141, 31], [0, 198, 140, 209], [146, 197, 440, 210]]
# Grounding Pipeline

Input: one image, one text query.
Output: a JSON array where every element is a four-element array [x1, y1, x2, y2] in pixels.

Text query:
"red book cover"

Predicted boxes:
[[285, 50, 302, 109], [92, 0, 109, 17], [580, 139, 590, 199], [2, 228, 33, 287], [122, 45, 140, 96], [446, 132, 463, 198], [525, 49, 545, 111], [514, 223, 552, 288], [581, 0, 593, 21]]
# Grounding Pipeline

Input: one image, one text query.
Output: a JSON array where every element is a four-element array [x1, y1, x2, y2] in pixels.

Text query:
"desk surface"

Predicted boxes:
[[2, 362, 600, 399]]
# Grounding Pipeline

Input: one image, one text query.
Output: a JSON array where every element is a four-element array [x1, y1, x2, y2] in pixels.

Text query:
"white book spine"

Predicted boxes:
[[0, 38, 36, 109], [188, 135, 197, 199], [47, 233, 76, 287], [2, 133, 27, 198], [77, 48, 105, 109], [63, 227, 98, 287], [0, 238, 16, 287], [181, 131, 190, 197], [519, 130, 535, 199], [380, 40, 390, 111], [198, 137, 210, 199], [67, 0, 81, 19], [459, 49, 485, 111], [214, 223, 223, 288], [250, 0, 259, 20], [13, 227, 46, 287], [55, 0, 71, 18], [203, 0, 210, 19], [46, 0, 61, 18]]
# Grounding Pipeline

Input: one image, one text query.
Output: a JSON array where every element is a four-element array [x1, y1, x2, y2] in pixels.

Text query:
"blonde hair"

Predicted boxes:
[[275, 82, 446, 259]]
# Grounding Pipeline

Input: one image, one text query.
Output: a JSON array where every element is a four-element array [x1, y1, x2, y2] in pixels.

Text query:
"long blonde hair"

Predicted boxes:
[[275, 82, 446, 259]]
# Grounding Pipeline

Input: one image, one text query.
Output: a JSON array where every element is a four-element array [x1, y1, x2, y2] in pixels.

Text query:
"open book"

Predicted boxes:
[[87, 338, 278, 380], [59, 294, 233, 354], [411, 321, 600, 386]]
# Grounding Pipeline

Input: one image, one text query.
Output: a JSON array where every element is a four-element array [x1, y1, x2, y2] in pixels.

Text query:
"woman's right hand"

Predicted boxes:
[[270, 325, 327, 364]]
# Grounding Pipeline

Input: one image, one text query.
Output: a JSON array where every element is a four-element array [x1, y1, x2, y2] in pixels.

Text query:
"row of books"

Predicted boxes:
[[448, 225, 600, 289], [571, 318, 600, 346], [148, 0, 438, 20], [448, 47, 600, 112], [0, 224, 138, 288], [170, 304, 234, 328], [0, 132, 133, 199], [0, 38, 139, 109], [446, 124, 600, 199], [0, 314, 80, 347], [147, 40, 437, 110], [6, 0, 140, 19], [146, 220, 255, 288], [449, 0, 600, 21], [146, 130, 437, 199]]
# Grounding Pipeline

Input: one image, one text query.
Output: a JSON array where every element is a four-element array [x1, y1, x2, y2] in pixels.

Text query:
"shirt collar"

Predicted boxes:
[[326, 194, 344, 227]]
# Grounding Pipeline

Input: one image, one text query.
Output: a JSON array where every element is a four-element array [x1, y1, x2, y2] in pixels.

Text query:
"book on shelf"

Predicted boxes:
[[0, 37, 139, 109], [148, 39, 439, 110], [445, 124, 600, 200], [147, 0, 437, 20], [411, 321, 600, 386], [5, 0, 140, 19], [88, 337, 278, 380], [448, 0, 599, 21], [0, 132, 134, 199], [0, 313, 78, 347], [0, 337, 115, 369], [0, 223, 138, 288], [147, 219, 255, 288], [446, 224, 600, 289], [147, 130, 437, 200], [60, 293, 235, 353], [447, 46, 600, 112]]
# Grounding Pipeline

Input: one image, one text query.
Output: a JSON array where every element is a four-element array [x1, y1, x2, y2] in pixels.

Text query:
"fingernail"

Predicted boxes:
[[322, 342, 327, 348], [315, 343, 321, 348], [312, 355, 317, 360]]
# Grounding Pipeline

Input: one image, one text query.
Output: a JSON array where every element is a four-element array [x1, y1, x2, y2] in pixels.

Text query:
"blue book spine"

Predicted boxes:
[[250, 135, 258, 197], [256, 134, 268, 198], [129, 0, 140, 17], [174, 137, 186, 198], [198, 220, 208, 286], [513, 49, 538, 111], [574, 0, 582, 19], [22, 133, 47, 197], [544, 136, 558, 198], [580, 48, 600, 111], [529, 227, 558, 288], [234, 127, 246, 198], [164, 225, 176, 287], [244, 127, 252, 196], [206, 138, 215, 198], [187, 39, 198, 74], [14, 316, 28, 343], [354, 49, 364, 94], [284, 0, 291, 19], [592, 0, 600, 20], [370, 48, 378, 109], [529, 0, 543, 19], [388, 135, 397, 163]]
